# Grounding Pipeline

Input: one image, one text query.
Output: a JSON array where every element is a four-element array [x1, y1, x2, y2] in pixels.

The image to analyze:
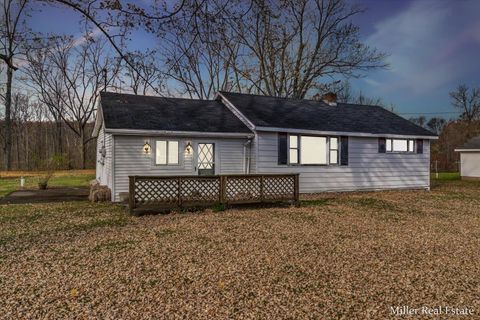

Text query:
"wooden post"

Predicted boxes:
[[259, 175, 264, 202], [219, 176, 224, 203], [129, 176, 135, 214], [220, 176, 227, 204], [178, 177, 182, 207], [294, 174, 300, 202]]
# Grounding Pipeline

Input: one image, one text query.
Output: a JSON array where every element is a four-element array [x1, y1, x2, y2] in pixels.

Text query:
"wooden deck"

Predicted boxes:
[[128, 174, 299, 214]]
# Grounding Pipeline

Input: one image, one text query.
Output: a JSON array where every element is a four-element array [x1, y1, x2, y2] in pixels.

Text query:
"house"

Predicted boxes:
[[455, 135, 480, 180], [93, 91, 437, 202]]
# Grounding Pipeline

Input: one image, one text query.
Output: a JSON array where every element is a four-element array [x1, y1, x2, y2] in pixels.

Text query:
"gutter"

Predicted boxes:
[[455, 149, 480, 152], [254, 126, 438, 140], [105, 128, 254, 139]]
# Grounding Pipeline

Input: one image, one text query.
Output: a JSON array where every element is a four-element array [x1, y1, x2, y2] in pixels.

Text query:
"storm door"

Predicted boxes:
[[197, 143, 215, 175]]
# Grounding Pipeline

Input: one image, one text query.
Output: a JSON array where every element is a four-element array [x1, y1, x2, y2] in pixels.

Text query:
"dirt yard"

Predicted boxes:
[[0, 180, 479, 319]]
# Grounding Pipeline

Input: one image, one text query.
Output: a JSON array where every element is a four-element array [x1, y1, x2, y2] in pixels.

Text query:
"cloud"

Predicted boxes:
[[71, 28, 104, 47], [365, 0, 480, 94]]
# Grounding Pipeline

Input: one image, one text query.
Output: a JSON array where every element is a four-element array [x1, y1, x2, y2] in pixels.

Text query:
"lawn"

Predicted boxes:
[[430, 172, 461, 180], [0, 170, 95, 197], [1, 180, 479, 318]]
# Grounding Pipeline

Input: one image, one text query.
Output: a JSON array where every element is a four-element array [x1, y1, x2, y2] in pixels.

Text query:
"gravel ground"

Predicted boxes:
[[0, 180, 479, 319]]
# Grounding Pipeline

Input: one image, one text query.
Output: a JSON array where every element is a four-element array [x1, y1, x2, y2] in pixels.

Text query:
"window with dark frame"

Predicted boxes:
[[386, 138, 415, 153]]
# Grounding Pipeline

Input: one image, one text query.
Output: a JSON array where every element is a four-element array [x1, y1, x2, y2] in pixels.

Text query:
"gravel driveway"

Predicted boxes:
[[0, 180, 479, 319]]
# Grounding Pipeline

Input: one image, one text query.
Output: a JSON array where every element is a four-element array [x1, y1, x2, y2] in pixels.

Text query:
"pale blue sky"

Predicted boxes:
[[24, 0, 480, 119]]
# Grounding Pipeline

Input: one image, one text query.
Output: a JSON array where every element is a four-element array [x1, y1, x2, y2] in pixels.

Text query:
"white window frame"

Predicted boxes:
[[287, 134, 339, 166], [288, 135, 299, 164], [386, 138, 416, 153], [329, 137, 339, 165], [155, 140, 180, 165]]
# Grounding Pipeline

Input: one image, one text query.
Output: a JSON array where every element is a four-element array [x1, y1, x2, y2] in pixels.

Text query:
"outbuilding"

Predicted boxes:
[[455, 135, 480, 180]]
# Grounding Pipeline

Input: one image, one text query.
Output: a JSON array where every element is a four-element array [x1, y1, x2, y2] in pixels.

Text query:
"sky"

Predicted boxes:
[[21, 0, 480, 119]]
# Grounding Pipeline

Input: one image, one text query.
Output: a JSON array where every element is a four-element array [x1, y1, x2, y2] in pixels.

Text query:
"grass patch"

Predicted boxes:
[[212, 203, 226, 212], [0, 171, 95, 197], [430, 172, 460, 180]]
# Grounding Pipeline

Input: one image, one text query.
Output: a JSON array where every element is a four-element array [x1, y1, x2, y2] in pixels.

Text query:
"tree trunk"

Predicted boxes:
[[79, 129, 86, 169], [56, 119, 63, 155], [3, 66, 13, 171]]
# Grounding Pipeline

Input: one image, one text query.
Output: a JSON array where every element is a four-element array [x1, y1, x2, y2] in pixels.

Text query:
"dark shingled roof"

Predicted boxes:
[[219, 92, 436, 137], [100, 92, 252, 133], [458, 135, 480, 149]]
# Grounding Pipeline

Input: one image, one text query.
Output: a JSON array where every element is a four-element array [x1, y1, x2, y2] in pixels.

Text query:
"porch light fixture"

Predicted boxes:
[[143, 142, 151, 154], [185, 142, 193, 155]]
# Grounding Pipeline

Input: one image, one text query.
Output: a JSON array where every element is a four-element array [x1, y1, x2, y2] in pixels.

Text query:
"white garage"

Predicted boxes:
[[455, 135, 480, 180]]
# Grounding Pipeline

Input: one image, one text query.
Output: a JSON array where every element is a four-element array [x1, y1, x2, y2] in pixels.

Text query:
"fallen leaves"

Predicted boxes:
[[0, 180, 479, 319]]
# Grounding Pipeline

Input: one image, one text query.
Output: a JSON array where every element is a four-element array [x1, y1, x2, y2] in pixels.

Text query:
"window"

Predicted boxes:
[[301, 136, 327, 164], [287, 135, 339, 165], [330, 137, 338, 164], [289, 135, 299, 164], [386, 139, 415, 153], [156, 140, 179, 165]]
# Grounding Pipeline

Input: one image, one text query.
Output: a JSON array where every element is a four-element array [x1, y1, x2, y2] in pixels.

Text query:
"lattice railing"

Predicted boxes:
[[129, 174, 299, 213]]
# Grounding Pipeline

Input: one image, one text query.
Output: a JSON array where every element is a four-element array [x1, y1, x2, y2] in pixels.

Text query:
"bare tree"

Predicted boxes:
[[0, 0, 29, 170], [158, 0, 387, 99], [449, 84, 480, 122], [24, 33, 121, 168], [42, 0, 187, 96], [122, 50, 164, 95], [409, 116, 427, 128], [426, 117, 446, 135]]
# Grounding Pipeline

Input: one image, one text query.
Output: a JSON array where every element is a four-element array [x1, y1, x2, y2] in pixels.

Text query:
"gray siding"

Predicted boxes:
[[95, 124, 113, 189], [256, 132, 431, 193], [112, 135, 249, 201], [460, 152, 480, 178]]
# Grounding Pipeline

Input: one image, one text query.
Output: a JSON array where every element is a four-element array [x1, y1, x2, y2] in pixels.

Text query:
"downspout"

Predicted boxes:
[[244, 139, 252, 174]]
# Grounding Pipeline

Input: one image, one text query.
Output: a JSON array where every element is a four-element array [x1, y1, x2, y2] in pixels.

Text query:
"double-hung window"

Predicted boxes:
[[156, 140, 179, 165], [386, 139, 415, 153], [289, 135, 299, 164], [329, 137, 339, 164]]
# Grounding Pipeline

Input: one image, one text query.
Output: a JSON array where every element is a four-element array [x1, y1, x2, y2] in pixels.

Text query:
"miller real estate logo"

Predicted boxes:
[[390, 306, 475, 317]]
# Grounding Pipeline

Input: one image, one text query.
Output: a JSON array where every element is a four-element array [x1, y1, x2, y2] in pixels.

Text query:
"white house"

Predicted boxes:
[[455, 135, 480, 180], [93, 91, 437, 202]]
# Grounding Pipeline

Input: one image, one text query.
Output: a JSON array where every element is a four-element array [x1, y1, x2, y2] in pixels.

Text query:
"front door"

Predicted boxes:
[[197, 143, 215, 175]]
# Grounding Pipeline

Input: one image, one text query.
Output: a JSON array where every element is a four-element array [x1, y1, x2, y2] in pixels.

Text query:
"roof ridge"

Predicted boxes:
[[101, 91, 217, 102], [220, 91, 386, 108]]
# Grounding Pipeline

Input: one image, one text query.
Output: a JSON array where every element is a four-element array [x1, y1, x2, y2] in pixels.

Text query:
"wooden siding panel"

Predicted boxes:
[[113, 136, 248, 201], [255, 132, 431, 193]]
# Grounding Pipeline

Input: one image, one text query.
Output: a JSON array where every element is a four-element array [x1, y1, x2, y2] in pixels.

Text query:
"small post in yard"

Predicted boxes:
[[129, 176, 135, 214], [435, 160, 439, 179], [294, 174, 300, 203], [20, 176, 25, 189], [259, 175, 264, 202]]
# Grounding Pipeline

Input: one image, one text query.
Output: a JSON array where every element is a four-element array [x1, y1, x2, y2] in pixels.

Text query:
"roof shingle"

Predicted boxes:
[[100, 92, 252, 133], [219, 91, 436, 137], [458, 135, 480, 149]]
